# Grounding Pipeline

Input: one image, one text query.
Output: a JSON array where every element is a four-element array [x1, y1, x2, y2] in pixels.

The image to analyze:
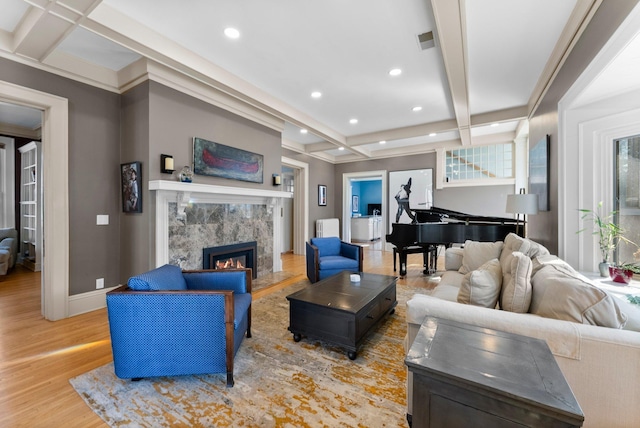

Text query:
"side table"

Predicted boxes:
[[405, 317, 584, 428], [579, 270, 640, 301]]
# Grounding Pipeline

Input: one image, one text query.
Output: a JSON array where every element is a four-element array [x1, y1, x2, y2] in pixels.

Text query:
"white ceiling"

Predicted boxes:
[[0, 0, 638, 163]]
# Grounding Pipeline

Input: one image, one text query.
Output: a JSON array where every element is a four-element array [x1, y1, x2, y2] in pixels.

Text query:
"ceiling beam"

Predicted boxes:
[[527, 0, 601, 118], [346, 119, 458, 146], [431, 0, 471, 145]]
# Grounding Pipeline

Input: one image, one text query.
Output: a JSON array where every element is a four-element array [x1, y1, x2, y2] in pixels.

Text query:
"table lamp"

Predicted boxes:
[[506, 189, 539, 237]]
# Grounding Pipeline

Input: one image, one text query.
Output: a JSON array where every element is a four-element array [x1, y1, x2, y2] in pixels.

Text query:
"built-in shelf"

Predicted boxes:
[[18, 141, 41, 272]]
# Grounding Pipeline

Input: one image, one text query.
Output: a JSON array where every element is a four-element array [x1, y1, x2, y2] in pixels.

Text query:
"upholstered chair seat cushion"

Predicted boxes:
[[319, 255, 360, 271]]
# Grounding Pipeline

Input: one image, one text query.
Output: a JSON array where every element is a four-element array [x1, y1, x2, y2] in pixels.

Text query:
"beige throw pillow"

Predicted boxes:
[[458, 258, 502, 308], [531, 254, 575, 277], [499, 233, 550, 297], [500, 251, 533, 313], [458, 240, 503, 274], [529, 264, 627, 328]]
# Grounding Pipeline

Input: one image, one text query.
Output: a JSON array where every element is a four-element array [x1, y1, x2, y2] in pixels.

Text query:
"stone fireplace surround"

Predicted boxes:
[[150, 180, 292, 277]]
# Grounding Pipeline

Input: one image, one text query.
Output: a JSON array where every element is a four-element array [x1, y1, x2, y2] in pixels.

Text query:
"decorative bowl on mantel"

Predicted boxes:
[[609, 266, 634, 284]]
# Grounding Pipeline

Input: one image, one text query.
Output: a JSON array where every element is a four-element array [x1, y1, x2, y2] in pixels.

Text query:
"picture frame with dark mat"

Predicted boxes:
[[121, 161, 142, 213], [318, 185, 327, 206]]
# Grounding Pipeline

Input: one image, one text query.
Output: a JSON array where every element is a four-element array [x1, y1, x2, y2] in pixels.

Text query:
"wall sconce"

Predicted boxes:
[[161, 154, 175, 174], [272, 173, 281, 186]]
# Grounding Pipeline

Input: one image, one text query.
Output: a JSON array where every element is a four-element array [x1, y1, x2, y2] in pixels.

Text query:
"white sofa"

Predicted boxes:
[[405, 233, 640, 428]]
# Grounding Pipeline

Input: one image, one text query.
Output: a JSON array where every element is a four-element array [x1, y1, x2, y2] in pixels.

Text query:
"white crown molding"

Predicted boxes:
[[0, 122, 41, 139]]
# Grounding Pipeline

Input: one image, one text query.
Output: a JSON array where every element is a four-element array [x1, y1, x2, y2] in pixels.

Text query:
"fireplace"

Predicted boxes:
[[203, 241, 258, 279]]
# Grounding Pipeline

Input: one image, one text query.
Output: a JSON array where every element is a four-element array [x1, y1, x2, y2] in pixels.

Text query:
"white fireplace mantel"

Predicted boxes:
[[149, 180, 292, 271]]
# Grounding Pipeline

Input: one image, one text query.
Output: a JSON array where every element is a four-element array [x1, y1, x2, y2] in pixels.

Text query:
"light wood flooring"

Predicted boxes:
[[0, 246, 438, 427]]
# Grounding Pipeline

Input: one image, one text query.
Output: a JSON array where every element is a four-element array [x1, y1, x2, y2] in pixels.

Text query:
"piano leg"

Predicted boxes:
[[399, 251, 408, 277], [393, 248, 397, 272]]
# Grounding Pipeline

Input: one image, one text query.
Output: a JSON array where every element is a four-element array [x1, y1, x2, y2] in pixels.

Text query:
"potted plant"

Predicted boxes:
[[578, 202, 635, 277], [610, 249, 640, 284]]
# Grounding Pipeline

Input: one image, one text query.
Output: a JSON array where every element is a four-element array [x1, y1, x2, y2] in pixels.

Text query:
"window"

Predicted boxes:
[[445, 143, 513, 182], [614, 135, 640, 265]]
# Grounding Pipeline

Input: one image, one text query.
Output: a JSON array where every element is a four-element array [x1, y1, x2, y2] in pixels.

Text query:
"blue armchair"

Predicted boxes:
[[106, 264, 252, 387], [306, 236, 363, 283]]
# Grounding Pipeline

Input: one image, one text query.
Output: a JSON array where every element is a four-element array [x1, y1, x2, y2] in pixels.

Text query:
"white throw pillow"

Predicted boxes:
[[500, 251, 533, 313], [529, 264, 627, 328], [458, 240, 503, 274], [457, 258, 502, 308]]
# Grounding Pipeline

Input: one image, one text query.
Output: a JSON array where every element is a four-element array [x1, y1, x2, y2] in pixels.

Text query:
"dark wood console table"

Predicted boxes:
[[405, 317, 584, 428], [287, 271, 397, 360]]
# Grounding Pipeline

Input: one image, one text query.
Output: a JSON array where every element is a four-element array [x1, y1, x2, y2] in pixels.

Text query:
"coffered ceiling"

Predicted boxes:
[[0, 0, 610, 162]]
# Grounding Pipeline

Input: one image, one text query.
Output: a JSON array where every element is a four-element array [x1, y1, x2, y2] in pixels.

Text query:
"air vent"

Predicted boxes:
[[417, 31, 435, 51]]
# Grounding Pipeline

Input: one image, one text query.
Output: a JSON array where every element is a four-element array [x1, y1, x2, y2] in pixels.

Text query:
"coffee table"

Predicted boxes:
[[286, 271, 397, 360]]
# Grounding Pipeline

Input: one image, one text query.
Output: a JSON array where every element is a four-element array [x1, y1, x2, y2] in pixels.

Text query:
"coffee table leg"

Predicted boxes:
[[348, 350, 357, 360], [293, 333, 302, 342]]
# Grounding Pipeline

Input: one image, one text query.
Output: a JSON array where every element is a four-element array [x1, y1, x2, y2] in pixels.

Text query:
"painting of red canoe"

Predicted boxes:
[[193, 137, 264, 183]]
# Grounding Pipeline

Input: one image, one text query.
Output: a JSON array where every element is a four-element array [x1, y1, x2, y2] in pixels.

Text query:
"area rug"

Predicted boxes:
[[70, 279, 429, 427]]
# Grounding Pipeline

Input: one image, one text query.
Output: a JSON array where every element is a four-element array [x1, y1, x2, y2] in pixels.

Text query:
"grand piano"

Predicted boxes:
[[386, 206, 521, 276]]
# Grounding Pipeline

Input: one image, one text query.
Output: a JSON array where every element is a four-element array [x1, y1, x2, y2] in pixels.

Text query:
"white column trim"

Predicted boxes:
[[149, 180, 291, 271]]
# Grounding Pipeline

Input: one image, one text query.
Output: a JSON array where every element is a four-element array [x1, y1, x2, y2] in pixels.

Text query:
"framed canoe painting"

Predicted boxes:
[[193, 137, 264, 183]]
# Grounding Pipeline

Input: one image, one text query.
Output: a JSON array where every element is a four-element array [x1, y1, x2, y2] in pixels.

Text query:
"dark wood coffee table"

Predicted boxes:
[[287, 271, 397, 360]]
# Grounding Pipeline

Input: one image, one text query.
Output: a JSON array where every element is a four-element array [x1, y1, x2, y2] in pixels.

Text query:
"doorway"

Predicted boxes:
[[342, 170, 387, 246], [281, 156, 309, 256], [0, 80, 69, 321]]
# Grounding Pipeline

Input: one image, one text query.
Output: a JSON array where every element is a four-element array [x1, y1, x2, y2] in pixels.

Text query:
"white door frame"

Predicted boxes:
[[342, 170, 387, 243], [281, 156, 309, 255], [0, 80, 69, 321]]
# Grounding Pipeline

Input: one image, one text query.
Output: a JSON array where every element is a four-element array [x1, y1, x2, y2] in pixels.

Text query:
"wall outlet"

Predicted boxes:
[[96, 215, 109, 225], [96, 278, 104, 289]]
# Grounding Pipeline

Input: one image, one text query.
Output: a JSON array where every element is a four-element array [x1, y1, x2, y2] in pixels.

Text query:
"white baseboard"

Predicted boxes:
[[68, 285, 119, 317]]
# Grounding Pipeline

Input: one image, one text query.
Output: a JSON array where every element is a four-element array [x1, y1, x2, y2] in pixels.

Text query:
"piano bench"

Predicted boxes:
[[393, 245, 437, 276]]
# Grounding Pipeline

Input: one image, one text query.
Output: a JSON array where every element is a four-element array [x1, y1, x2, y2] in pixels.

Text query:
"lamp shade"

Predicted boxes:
[[506, 194, 539, 215]]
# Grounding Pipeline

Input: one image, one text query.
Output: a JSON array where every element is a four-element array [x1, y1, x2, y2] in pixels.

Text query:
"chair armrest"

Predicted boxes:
[[306, 242, 319, 283], [183, 269, 252, 294], [340, 242, 363, 271]]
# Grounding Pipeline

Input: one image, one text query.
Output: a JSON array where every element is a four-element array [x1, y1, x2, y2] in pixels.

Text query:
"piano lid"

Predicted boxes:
[[414, 206, 518, 225]]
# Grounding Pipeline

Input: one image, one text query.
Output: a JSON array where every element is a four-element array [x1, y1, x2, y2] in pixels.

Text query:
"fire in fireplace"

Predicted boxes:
[[203, 241, 257, 279]]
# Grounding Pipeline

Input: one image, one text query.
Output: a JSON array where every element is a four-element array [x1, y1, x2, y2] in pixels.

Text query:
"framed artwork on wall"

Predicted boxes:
[[388, 169, 433, 230], [352, 195, 359, 213], [529, 135, 550, 211], [121, 161, 142, 213], [193, 137, 264, 183], [318, 185, 327, 206]]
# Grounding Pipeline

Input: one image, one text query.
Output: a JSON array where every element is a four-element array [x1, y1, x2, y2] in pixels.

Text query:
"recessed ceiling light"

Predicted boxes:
[[300, 129, 308, 134], [311, 91, 322, 98], [389, 68, 402, 76], [224, 28, 240, 39], [490, 123, 499, 127], [429, 133, 437, 137], [412, 106, 422, 112], [349, 118, 358, 124], [379, 140, 386, 145], [338, 147, 345, 151]]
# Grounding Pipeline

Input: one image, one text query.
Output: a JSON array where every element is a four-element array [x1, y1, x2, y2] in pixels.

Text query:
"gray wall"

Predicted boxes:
[[0, 57, 121, 296], [528, 0, 640, 254], [118, 81, 284, 279], [120, 82, 151, 281]]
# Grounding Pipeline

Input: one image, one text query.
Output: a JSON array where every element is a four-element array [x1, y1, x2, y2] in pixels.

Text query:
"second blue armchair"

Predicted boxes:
[[306, 236, 363, 283]]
